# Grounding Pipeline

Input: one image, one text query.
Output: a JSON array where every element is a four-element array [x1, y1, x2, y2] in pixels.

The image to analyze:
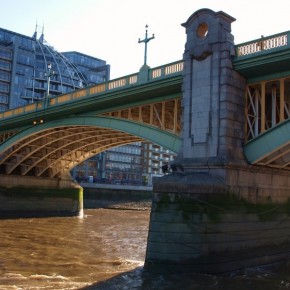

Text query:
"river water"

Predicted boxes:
[[1, 205, 290, 289]]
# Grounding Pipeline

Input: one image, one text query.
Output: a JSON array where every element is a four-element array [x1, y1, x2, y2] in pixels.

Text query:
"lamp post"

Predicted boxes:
[[42, 63, 54, 122], [138, 25, 155, 66], [33, 63, 54, 125], [46, 63, 53, 100]]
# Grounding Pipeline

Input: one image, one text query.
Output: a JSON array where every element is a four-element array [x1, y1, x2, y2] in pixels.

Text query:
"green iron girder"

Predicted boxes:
[[233, 31, 290, 82], [0, 75, 182, 132], [0, 116, 181, 154], [243, 118, 290, 168], [233, 49, 290, 82]]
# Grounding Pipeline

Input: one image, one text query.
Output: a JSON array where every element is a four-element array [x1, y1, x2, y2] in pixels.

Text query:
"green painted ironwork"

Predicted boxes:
[[244, 118, 290, 164], [3, 30, 290, 167], [2, 30, 290, 131], [233, 31, 290, 81], [0, 116, 181, 153], [0, 60, 184, 132]]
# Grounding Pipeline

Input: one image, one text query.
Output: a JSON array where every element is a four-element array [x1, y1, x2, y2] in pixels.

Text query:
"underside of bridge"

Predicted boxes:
[[0, 98, 182, 179], [243, 77, 290, 170], [0, 125, 143, 178], [244, 118, 290, 170], [0, 56, 183, 179], [0, 66, 182, 218]]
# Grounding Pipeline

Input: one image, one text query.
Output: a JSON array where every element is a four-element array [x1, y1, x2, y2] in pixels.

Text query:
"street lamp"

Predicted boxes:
[[41, 63, 54, 123], [138, 25, 155, 66], [33, 63, 54, 125], [46, 63, 53, 99]]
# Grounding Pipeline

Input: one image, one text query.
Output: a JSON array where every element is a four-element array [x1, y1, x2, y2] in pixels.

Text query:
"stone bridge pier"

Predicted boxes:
[[144, 9, 290, 274], [0, 174, 83, 218]]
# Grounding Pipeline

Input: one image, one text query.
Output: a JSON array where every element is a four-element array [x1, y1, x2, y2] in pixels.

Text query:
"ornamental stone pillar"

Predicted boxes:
[[179, 9, 246, 170]]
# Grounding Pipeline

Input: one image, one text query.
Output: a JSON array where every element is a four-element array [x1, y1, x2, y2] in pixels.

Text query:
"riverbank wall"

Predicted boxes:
[[81, 182, 152, 209], [0, 174, 83, 218]]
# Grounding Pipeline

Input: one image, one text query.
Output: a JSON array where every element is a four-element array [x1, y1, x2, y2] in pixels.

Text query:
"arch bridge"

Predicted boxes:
[[0, 61, 183, 179], [238, 31, 290, 170], [2, 30, 290, 179]]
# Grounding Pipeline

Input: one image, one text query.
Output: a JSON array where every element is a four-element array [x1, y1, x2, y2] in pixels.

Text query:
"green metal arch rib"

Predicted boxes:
[[0, 116, 181, 153], [244, 119, 290, 165]]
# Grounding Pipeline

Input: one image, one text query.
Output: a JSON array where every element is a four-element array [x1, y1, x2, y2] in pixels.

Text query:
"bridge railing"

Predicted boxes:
[[150, 61, 184, 79], [106, 60, 184, 89], [0, 60, 184, 122], [235, 31, 290, 57]]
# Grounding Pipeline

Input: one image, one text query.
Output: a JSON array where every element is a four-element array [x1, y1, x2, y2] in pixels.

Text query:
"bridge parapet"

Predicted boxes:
[[0, 60, 184, 123], [236, 31, 289, 57]]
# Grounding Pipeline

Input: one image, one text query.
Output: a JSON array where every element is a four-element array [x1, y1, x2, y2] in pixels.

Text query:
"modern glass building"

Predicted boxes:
[[0, 27, 109, 111], [0, 26, 175, 186], [63, 51, 109, 85]]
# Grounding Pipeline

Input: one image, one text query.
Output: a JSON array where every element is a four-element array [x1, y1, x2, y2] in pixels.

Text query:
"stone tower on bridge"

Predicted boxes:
[[180, 9, 245, 168], [145, 8, 290, 274]]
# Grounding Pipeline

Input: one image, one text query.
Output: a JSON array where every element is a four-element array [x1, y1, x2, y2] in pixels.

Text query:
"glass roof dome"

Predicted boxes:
[[22, 31, 88, 102]]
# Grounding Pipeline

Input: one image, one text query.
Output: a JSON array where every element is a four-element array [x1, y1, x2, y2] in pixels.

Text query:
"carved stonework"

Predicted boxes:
[[179, 8, 245, 168]]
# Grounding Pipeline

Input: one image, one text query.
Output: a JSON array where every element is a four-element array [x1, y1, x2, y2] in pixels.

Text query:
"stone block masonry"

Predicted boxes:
[[145, 191, 290, 274], [145, 8, 290, 274], [0, 175, 83, 218]]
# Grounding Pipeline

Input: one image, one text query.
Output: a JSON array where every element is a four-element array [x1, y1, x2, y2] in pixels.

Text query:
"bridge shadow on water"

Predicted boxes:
[[79, 263, 290, 290], [79, 266, 217, 290]]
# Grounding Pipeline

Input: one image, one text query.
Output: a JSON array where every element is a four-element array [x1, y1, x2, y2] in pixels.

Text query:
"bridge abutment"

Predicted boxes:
[[145, 9, 290, 274], [145, 175, 290, 273], [0, 175, 83, 218]]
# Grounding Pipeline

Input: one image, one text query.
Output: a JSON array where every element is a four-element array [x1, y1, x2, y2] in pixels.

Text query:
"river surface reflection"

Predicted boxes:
[[0, 207, 290, 289]]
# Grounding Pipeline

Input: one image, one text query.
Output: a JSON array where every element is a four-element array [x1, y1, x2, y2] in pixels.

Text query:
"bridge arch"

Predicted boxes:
[[0, 116, 180, 178], [244, 118, 290, 169]]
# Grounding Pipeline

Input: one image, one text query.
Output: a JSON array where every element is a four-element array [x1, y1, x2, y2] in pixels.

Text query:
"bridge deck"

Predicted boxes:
[[2, 29, 290, 175]]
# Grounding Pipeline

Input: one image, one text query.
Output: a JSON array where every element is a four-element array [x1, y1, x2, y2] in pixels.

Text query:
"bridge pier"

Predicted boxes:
[[145, 166, 290, 274], [145, 9, 290, 274], [0, 175, 83, 218]]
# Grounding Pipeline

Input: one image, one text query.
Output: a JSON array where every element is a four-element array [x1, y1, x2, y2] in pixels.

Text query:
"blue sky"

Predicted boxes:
[[1, 0, 290, 79]]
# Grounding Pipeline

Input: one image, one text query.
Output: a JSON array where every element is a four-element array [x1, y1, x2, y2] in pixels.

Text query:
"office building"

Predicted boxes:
[[0, 27, 109, 111]]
